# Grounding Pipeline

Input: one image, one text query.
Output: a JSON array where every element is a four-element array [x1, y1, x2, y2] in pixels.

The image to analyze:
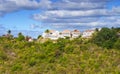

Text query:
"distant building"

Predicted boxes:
[[42, 30, 59, 40], [28, 38, 33, 42], [25, 36, 33, 42], [42, 29, 95, 40], [71, 30, 81, 38], [82, 30, 95, 38], [2, 34, 13, 38], [59, 32, 65, 38], [61, 30, 71, 38]]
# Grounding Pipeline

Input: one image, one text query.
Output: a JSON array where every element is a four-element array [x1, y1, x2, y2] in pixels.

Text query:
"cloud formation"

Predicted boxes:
[[31, 0, 120, 29], [0, 0, 120, 30], [0, 0, 51, 16]]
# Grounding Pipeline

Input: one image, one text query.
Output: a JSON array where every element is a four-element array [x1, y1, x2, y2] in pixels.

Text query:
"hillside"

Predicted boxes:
[[0, 36, 120, 74]]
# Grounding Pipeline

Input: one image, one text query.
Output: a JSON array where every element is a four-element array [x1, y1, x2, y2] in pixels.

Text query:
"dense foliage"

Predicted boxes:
[[0, 28, 120, 74], [92, 27, 119, 49], [0, 35, 120, 74], [17, 33, 25, 41]]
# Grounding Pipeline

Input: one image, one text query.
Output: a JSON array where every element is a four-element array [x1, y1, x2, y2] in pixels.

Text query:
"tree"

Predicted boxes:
[[92, 27, 117, 49], [114, 38, 120, 49], [17, 32, 25, 41], [45, 29, 50, 33], [6, 30, 13, 39], [37, 35, 42, 39], [95, 28, 99, 32], [7, 30, 11, 35], [25, 36, 30, 41]]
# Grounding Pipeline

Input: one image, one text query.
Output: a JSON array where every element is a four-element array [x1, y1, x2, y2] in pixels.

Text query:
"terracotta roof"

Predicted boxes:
[[49, 30, 55, 33], [73, 29, 80, 32], [62, 30, 71, 33]]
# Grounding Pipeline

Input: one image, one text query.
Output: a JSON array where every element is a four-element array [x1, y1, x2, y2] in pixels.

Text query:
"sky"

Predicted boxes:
[[0, 0, 120, 38]]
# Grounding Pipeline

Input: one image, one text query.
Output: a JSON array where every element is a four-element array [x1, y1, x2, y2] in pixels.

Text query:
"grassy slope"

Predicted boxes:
[[0, 38, 120, 74]]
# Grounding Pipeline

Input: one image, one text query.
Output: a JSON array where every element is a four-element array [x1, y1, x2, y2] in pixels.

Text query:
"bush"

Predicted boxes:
[[11, 63, 22, 71], [114, 39, 120, 49], [29, 57, 36, 66], [0, 51, 7, 60], [64, 45, 74, 53], [80, 44, 89, 50], [92, 27, 117, 49], [17, 33, 25, 41]]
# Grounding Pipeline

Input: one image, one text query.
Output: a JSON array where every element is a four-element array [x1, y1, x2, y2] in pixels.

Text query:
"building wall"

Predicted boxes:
[[82, 31, 94, 38], [72, 32, 81, 38], [42, 31, 60, 40]]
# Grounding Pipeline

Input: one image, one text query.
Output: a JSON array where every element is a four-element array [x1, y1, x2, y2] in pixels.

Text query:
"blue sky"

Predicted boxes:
[[0, 0, 120, 38]]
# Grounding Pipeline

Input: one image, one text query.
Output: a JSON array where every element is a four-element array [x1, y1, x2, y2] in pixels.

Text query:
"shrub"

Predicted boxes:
[[11, 63, 22, 71], [80, 44, 89, 50], [54, 50, 62, 58], [64, 45, 74, 53], [114, 39, 120, 49], [0, 51, 7, 60], [29, 57, 36, 66], [17, 33, 25, 41], [92, 27, 117, 49]]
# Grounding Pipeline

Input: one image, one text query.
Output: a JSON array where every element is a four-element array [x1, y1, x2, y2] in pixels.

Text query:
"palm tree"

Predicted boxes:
[[7, 30, 11, 35], [6, 30, 13, 39], [37, 35, 42, 39], [95, 28, 99, 32], [45, 29, 50, 38], [45, 29, 50, 33]]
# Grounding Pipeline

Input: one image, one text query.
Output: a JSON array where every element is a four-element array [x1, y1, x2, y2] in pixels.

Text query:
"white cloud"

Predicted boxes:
[[0, 0, 51, 16], [31, 0, 120, 29], [0, 0, 120, 30], [30, 24, 43, 29], [32, 8, 120, 23]]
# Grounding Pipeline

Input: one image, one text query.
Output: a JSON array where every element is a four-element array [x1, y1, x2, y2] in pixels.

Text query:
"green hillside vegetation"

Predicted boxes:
[[0, 27, 120, 74]]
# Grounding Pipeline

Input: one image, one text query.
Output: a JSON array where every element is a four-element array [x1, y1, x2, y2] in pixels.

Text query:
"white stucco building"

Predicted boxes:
[[71, 30, 81, 38], [82, 30, 95, 38], [42, 30, 60, 40], [61, 30, 71, 38], [42, 29, 82, 40]]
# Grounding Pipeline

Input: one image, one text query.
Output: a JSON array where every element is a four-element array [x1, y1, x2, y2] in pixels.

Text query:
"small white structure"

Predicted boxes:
[[42, 30, 59, 40], [58, 32, 65, 38], [61, 30, 71, 38], [71, 30, 81, 38], [82, 30, 95, 38], [28, 38, 33, 42]]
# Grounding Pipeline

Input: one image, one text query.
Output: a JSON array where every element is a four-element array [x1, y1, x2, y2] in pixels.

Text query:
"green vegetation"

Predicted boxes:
[[92, 27, 119, 49], [17, 32, 25, 41], [0, 27, 120, 74], [45, 29, 50, 33]]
